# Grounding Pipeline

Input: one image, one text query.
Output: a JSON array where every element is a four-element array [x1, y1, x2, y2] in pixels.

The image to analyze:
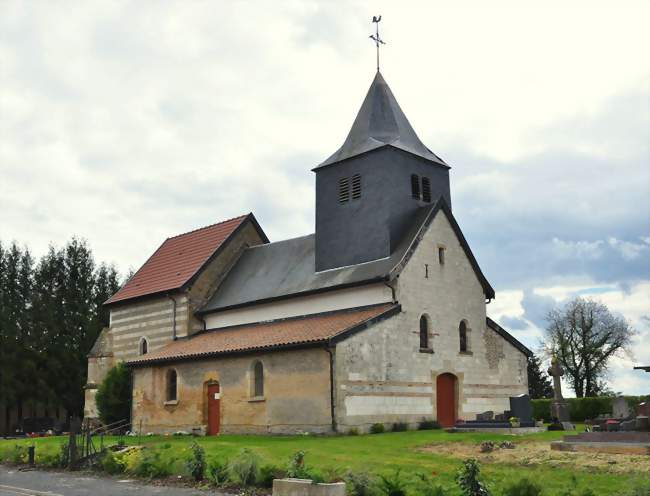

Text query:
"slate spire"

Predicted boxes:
[[316, 71, 448, 169]]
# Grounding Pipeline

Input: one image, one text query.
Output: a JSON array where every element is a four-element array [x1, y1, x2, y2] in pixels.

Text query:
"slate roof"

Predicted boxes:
[[105, 214, 267, 306], [316, 71, 448, 169], [127, 303, 400, 366], [200, 199, 494, 314], [486, 317, 533, 358]]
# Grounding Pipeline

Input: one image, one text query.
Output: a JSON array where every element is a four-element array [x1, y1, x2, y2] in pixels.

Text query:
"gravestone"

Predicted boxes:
[[548, 356, 571, 424], [637, 402, 650, 417], [612, 397, 632, 419], [476, 411, 494, 421], [509, 394, 533, 422]]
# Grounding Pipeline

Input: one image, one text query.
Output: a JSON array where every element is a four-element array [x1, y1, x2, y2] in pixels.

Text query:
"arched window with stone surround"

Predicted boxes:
[[419, 315, 430, 349], [251, 361, 264, 398], [139, 337, 148, 355], [459, 320, 469, 353], [166, 369, 178, 402]]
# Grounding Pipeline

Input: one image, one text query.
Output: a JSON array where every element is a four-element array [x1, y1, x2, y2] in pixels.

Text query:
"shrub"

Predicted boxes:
[[133, 451, 172, 479], [370, 423, 385, 434], [378, 469, 407, 496], [503, 478, 543, 496], [101, 451, 124, 474], [229, 449, 261, 486], [456, 459, 491, 496], [418, 419, 441, 430], [258, 464, 286, 488], [345, 471, 373, 496], [286, 450, 309, 479], [391, 422, 408, 432], [347, 427, 360, 436], [95, 362, 131, 425], [500, 441, 515, 449], [186, 441, 206, 482], [207, 459, 229, 485]]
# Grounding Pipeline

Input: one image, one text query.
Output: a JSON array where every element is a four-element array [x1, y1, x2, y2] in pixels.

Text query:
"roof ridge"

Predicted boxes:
[[166, 213, 250, 240], [245, 232, 314, 249]]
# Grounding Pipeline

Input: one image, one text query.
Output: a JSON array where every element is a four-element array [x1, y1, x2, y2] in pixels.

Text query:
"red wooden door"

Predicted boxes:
[[436, 373, 457, 427], [207, 383, 220, 435]]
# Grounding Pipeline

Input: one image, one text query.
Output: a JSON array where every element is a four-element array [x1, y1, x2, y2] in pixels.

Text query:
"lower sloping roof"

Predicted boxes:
[[127, 303, 400, 367], [486, 317, 533, 358]]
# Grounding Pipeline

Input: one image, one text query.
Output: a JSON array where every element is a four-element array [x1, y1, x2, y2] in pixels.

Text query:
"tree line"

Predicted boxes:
[[0, 238, 122, 426]]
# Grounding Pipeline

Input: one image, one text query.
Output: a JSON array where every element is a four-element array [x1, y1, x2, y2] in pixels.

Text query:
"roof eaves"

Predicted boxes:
[[328, 304, 401, 345], [312, 144, 450, 172], [486, 317, 533, 358]]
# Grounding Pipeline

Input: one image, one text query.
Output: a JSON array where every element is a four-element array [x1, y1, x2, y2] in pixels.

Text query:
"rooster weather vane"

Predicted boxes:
[[369, 15, 385, 72]]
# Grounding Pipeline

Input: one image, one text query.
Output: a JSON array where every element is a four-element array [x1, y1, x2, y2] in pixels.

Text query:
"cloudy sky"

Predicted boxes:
[[1, 1, 648, 394]]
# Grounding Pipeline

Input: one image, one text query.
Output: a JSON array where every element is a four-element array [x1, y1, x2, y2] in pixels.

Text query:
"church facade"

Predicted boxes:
[[84, 72, 531, 435]]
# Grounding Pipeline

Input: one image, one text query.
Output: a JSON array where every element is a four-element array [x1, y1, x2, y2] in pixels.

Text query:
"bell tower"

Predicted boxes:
[[313, 72, 451, 272]]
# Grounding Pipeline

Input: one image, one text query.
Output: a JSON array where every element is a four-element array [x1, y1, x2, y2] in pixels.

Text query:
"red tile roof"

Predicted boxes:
[[127, 304, 398, 365], [106, 215, 252, 305]]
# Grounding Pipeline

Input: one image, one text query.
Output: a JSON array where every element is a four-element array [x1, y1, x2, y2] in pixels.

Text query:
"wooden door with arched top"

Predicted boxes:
[[436, 373, 457, 427], [207, 383, 220, 435]]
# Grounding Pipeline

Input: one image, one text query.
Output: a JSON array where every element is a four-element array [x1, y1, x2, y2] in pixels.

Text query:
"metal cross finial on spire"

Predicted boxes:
[[369, 15, 385, 72]]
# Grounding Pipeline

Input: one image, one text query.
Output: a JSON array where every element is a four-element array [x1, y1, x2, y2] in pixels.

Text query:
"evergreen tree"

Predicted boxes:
[[527, 353, 553, 399]]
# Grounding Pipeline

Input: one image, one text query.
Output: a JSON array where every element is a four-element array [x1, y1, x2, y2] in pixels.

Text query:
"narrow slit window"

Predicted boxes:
[[438, 247, 445, 265], [459, 321, 468, 353], [422, 177, 431, 202], [338, 177, 350, 203], [420, 315, 430, 349], [140, 337, 148, 355], [253, 361, 264, 397], [411, 174, 420, 199], [351, 174, 361, 199], [166, 369, 178, 402]]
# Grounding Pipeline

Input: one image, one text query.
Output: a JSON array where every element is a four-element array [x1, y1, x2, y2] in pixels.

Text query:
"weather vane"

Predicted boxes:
[[369, 15, 385, 72]]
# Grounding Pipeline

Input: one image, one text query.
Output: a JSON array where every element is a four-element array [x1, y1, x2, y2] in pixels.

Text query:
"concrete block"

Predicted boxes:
[[272, 478, 346, 496]]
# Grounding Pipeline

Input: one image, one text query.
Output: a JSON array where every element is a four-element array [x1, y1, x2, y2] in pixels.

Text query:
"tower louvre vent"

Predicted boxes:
[[351, 174, 361, 199], [422, 177, 431, 203], [338, 177, 350, 203]]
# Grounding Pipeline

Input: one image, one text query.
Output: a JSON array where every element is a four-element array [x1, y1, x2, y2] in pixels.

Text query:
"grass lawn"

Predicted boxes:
[[1, 426, 648, 495]]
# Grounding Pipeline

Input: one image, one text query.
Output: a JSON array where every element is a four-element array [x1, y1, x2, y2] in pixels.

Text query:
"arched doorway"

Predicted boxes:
[[436, 373, 457, 427], [206, 382, 221, 435]]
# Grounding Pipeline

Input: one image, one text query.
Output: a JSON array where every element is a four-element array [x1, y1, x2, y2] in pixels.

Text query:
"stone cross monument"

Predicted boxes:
[[548, 355, 570, 423]]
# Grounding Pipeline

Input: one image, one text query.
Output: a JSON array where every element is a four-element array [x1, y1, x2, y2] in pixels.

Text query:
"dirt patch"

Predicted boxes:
[[418, 441, 650, 474]]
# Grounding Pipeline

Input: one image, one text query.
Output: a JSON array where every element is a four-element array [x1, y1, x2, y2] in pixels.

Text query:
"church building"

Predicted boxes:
[[84, 71, 531, 435]]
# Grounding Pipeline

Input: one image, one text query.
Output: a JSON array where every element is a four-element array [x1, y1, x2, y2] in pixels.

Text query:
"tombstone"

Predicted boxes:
[[612, 397, 632, 419], [509, 394, 533, 422], [636, 416, 649, 432], [548, 356, 570, 423], [637, 402, 650, 417], [476, 411, 494, 421]]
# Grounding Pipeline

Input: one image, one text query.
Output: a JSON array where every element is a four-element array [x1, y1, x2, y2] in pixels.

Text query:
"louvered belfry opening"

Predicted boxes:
[[338, 177, 350, 203], [351, 174, 361, 199], [422, 177, 431, 202], [411, 174, 420, 199]]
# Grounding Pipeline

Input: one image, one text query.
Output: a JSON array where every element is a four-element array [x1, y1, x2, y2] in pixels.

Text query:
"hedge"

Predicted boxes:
[[531, 395, 650, 422]]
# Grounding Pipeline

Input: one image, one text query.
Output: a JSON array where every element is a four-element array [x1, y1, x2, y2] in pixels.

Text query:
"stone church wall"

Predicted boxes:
[[131, 347, 332, 435], [333, 210, 528, 431]]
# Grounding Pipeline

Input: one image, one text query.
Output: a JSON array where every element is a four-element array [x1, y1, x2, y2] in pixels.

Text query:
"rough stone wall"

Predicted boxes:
[[131, 348, 332, 435], [334, 210, 528, 431]]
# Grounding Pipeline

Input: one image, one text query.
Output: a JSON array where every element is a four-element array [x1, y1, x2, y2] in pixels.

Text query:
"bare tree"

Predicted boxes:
[[544, 297, 634, 397]]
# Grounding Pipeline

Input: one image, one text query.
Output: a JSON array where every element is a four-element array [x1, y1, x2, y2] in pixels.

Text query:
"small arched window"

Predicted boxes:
[[411, 174, 420, 199], [459, 321, 468, 353], [252, 361, 264, 398], [422, 177, 431, 202], [419, 315, 430, 349], [166, 369, 178, 402], [139, 337, 148, 355]]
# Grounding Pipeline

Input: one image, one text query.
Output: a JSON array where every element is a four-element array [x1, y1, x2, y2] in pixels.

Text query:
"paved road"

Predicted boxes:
[[0, 466, 230, 496]]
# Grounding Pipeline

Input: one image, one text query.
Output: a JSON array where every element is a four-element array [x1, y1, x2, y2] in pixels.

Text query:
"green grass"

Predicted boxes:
[[1, 426, 647, 495]]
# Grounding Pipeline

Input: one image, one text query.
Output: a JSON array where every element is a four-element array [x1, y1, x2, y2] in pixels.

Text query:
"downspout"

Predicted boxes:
[[167, 294, 177, 340], [325, 346, 337, 433]]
